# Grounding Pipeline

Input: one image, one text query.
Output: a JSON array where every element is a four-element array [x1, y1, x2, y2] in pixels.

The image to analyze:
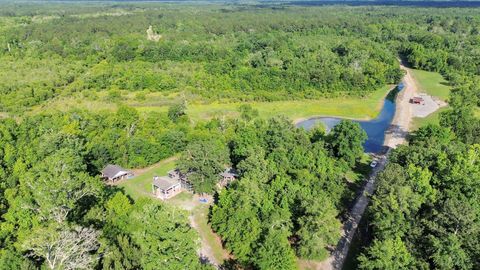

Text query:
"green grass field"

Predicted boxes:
[[410, 69, 451, 101], [138, 85, 392, 122], [31, 85, 392, 123], [411, 107, 448, 130]]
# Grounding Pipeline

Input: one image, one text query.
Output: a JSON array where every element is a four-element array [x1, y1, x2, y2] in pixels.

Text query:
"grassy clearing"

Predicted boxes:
[[30, 85, 391, 123], [412, 107, 448, 130], [410, 69, 451, 130], [117, 158, 176, 201], [116, 157, 228, 264], [167, 191, 194, 206], [138, 85, 393, 122], [410, 69, 451, 101]]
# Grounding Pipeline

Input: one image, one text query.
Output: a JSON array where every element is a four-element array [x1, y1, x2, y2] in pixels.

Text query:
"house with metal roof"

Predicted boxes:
[[152, 176, 182, 200], [101, 164, 133, 183]]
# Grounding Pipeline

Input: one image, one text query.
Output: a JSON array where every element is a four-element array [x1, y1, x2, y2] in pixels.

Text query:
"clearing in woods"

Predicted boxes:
[[408, 68, 451, 129], [116, 158, 230, 266]]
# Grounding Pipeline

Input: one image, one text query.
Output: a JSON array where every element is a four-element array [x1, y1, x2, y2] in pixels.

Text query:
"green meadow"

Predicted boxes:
[[139, 85, 392, 122], [410, 68, 451, 101], [31, 85, 392, 123]]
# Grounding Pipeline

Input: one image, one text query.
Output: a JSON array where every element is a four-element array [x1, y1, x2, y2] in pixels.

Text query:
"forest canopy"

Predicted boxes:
[[1, 4, 478, 115], [0, 2, 479, 270]]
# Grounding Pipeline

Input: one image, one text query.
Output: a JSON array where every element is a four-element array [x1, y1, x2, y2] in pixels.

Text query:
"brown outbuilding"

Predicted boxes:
[[101, 164, 133, 183], [152, 176, 182, 200]]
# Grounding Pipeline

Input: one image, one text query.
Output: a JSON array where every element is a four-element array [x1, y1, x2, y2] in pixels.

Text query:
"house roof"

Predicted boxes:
[[101, 164, 130, 179], [220, 167, 238, 178], [153, 176, 180, 190], [167, 169, 180, 179]]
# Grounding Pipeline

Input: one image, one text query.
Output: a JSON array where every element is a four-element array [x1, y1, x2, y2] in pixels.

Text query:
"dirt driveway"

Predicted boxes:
[[384, 64, 417, 148]]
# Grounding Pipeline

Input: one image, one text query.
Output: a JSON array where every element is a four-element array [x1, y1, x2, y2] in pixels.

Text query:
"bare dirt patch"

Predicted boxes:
[[147, 25, 162, 42]]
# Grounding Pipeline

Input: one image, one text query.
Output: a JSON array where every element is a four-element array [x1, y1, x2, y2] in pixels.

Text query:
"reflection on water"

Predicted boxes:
[[297, 84, 403, 153]]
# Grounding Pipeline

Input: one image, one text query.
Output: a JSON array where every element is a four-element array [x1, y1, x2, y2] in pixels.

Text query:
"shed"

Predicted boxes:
[[101, 164, 133, 182], [152, 176, 182, 200], [219, 167, 238, 187]]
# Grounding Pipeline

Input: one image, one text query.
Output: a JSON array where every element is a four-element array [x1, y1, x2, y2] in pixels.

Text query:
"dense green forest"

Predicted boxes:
[[210, 117, 367, 268], [0, 4, 406, 114], [0, 2, 479, 270], [0, 3, 478, 115]]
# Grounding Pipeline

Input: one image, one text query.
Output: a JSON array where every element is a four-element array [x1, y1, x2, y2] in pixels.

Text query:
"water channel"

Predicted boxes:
[[296, 83, 404, 153]]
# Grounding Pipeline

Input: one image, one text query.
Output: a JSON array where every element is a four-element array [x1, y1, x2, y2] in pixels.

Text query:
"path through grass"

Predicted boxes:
[[192, 202, 230, 265]]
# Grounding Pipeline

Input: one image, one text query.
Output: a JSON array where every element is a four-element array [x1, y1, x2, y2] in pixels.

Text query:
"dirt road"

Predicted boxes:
[[384, 64, 418, 148]]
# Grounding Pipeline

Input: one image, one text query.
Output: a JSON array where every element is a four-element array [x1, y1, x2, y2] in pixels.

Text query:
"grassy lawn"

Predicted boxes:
[[167, 191, 194, 206], [137, 85, 393, 122], [410, 69, 451, 101], [117, 158, 176, 201], [412, 107, 448, 130]]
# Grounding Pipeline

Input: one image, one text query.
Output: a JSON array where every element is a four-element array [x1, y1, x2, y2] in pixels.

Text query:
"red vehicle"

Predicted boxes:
[[410, 96, 425, 105]]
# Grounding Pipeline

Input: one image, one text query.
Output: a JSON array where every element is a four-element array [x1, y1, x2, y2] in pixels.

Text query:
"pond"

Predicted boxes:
[[296, 83, 403, 153]]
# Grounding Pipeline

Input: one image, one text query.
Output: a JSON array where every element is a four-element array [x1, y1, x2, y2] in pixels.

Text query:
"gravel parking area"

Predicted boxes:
[[412, 93, 447, 118]]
